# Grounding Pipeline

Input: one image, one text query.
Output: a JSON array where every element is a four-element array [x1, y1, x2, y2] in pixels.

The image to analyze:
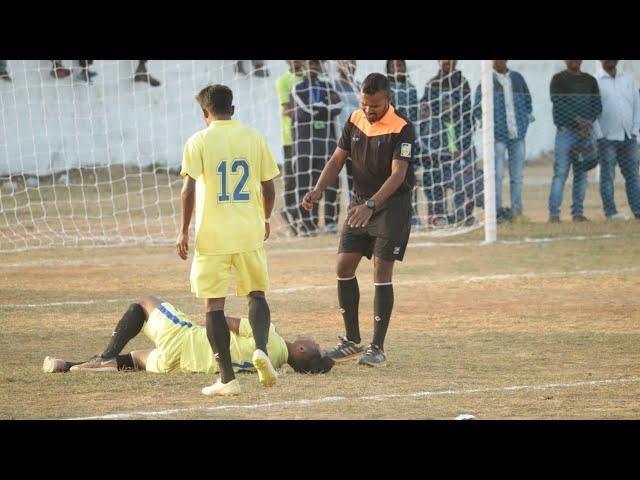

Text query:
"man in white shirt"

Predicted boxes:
[[594, 60, 640, 220]]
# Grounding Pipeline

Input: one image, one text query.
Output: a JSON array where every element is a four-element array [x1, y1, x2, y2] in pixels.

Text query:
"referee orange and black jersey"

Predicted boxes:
[[337, 105, 416, 262], [338, 105, 416, 201]]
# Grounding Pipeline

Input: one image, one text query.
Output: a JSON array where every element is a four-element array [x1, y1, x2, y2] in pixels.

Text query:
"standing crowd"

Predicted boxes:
[[274, 59, 640, 232]]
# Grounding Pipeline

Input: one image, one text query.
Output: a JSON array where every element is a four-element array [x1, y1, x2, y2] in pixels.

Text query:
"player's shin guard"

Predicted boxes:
[[206, 310, 235, 384], [248, 294, 270, 356], [372, 283, 394, 350], [101, 303, 145, 359], [338, 276, 361, 344]]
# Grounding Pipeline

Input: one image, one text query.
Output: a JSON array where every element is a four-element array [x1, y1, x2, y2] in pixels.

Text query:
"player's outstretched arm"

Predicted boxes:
[[177, 175, 196, 260], [302, 147, 348, 210]]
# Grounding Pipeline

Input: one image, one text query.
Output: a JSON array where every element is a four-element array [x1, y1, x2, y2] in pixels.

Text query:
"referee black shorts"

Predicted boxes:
[[338, 192, 412, 262]]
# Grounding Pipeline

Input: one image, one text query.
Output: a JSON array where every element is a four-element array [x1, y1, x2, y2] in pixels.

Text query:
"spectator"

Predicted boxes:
[[77, 60, 98, 82], [386, 60, 418, 121], [234, 60, 269, 78], [333, 60, 361, 194], [420, 60, 474, 226], [275, 60, 305, 236], [594, 60, 640, 221], [473, 60, 533, 223], [133, 61, 161, 87], [49, 60, 160, 86], [291, 60, 343, 235], [419, 93, 475, 226], [0, 61, 10, 82], [548, 60, 601, 223], [386, 60, 420, 226], [50, 60, 71, 78]]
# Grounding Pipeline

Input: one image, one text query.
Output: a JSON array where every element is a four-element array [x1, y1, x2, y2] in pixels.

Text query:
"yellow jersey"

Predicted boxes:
[[180, 318, 289, 374], [143, 303, 288, 374], [181, 120, 280, 255]]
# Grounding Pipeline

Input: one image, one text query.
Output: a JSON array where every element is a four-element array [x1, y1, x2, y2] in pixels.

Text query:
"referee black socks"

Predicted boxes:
[[372, 283, 394, 350], [101, 303, 145, 359], [248, 294, 270, 357], [206, 310, 235, 384], [337, 276, 361, 344]]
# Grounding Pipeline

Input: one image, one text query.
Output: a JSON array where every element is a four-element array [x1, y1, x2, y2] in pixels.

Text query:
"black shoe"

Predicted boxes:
[[549, 215, 561, 224], [357, 344, 387, 367], [0, 72, 11, 82], [253, 67, 270, 78], [326, 336, 365, 363], [572, 214, 590, 222], [234, 62, 248, 76], [134, 72, 161, 87], [77, 70, 97, 83], [496, 207, 513, 224]]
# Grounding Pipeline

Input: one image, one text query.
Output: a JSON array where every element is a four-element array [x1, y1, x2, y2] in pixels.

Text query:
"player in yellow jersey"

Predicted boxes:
[[176, 85, 281, 396], [43, 295, 334, 377]]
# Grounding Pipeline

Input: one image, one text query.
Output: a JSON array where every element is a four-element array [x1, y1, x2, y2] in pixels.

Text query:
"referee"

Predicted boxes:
[[303, 73, 415, 367]]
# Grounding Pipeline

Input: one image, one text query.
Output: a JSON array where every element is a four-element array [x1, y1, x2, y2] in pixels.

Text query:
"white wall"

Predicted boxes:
[[1, 60, 635, 176]]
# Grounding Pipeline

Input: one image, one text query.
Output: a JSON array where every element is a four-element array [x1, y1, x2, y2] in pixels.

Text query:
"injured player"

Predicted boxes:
[[43, 295, 333, 394]]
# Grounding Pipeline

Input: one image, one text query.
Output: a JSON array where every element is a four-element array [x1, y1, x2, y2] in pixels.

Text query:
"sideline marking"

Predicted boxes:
[[66, 376, 640, 420], [2, 266, 639, 309], [0, 234, 624, 268]]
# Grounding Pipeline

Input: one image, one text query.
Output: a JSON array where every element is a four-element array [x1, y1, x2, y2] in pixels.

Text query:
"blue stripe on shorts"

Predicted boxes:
[[158, 304, 193, 328]]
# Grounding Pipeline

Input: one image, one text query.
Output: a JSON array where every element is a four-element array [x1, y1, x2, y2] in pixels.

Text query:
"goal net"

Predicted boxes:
[[1, 60, 612, 252]]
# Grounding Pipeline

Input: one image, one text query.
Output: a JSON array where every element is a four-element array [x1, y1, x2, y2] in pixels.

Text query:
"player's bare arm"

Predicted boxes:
[[347, 159, 409, 228], [302, 147, 349, 210], [177, 175, 196, 260], [261, 179, 275, 241]]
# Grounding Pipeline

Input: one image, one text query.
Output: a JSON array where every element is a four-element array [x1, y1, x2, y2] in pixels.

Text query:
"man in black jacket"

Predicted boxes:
[[292, 60, 343, 235]]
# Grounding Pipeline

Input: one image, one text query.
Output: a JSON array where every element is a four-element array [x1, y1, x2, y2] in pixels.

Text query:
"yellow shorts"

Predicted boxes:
[[143, 302, 193, 373], [190, 247, 269, 298]]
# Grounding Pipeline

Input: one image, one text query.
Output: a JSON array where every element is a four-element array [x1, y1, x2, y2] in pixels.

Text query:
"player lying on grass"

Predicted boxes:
[[43, 295, 333, 393]]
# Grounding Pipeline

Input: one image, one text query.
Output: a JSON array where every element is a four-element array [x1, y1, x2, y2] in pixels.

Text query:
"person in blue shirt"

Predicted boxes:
[[419, 60, 475, 226]]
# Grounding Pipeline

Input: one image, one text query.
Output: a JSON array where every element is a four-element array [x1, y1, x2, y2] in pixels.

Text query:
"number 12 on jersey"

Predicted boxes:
[[217, 159, 250, 203]]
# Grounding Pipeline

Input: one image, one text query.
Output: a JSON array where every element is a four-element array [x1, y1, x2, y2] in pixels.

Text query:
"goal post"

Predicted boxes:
[[481, 59, 497, 243], [1, 60, 498, 253]]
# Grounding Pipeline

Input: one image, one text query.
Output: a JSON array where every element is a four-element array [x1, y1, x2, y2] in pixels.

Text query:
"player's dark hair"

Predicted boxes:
[[290, 346, 334, 374], [361, 73, 389, 95], [385, 59, 406, 75], [196, 84, 233, 115]]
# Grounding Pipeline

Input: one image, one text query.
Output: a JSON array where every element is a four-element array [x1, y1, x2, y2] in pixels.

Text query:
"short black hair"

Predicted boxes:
[[385, 59, 406, 74], [295, 353, 334, 374], [361, 73, 389, 95], [196, 84, 233, 115], [289, 347, 334, 374]]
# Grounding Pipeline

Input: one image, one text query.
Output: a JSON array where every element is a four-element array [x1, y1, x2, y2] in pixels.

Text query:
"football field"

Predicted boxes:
[[1, 162, 640, 419]]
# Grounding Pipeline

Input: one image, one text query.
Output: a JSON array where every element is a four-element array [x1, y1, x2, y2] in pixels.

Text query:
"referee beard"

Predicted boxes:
[[302, 73, 416, 367]]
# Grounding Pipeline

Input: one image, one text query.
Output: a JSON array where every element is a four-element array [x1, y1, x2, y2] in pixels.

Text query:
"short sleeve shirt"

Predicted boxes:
[[181, 120, 280, 255], [275, 71, 303, 146], [338, 105, 415, 199]]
